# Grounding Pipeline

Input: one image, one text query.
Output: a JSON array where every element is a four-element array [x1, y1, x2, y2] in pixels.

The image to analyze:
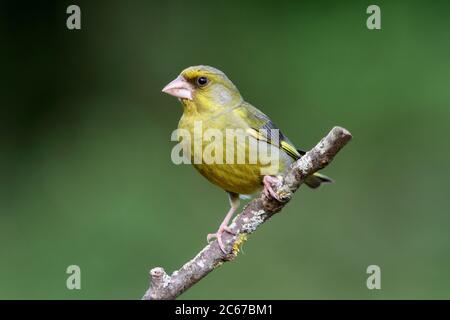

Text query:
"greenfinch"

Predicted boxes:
[[162, 65, 332, 252]]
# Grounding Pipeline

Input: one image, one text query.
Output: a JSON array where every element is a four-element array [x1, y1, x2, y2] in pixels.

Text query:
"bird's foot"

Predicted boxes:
[[263, 175, 284, 202], [207, 224, 236, 254]]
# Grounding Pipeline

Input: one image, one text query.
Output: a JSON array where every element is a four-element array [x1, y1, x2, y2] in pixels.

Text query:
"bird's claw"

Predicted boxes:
[[263, 175, 284, 202], [207, 225, 236, 253]]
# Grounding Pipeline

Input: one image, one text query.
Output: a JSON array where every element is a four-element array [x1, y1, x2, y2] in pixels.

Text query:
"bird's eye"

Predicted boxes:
[[196, 76, 209, 86]]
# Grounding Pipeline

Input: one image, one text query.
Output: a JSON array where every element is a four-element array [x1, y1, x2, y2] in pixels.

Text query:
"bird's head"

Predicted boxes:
[[162, 65, 243, 113]]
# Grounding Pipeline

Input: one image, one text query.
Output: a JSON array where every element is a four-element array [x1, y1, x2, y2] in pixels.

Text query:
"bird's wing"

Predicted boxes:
[[234, 102, 305, 160]]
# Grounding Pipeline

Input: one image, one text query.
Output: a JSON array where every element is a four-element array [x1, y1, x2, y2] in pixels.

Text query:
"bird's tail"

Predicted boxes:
[[304, 172, 334, 189]]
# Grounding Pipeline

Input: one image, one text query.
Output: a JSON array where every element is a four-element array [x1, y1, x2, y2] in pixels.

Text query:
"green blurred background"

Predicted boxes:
[[1, 0, 450, 299]]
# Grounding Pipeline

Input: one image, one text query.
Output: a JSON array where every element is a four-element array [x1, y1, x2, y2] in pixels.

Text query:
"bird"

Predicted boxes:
[[162, 65, 332, 253]]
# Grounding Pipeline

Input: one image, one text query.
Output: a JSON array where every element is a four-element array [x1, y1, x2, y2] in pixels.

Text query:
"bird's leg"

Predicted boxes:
[[263, 175, 283, 201], [207, 192, 240, 253]]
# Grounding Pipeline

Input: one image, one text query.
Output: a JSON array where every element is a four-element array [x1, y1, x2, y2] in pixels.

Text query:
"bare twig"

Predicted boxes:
[[142, 126, 352, 300]]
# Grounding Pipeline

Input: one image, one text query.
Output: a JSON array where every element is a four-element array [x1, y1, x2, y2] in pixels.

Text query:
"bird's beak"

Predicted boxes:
[[162, 75, 193, 100]]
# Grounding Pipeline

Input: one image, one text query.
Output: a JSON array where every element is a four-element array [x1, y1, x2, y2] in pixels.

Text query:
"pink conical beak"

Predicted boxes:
[[162, 75, 193, 100]]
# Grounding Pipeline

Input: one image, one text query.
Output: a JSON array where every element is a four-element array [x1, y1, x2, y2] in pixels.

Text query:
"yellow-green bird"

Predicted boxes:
[[162, 65, 332, 252]]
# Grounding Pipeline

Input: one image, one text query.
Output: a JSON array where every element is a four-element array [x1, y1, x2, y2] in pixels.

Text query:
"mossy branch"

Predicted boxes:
[[142, 126, 352, 300]]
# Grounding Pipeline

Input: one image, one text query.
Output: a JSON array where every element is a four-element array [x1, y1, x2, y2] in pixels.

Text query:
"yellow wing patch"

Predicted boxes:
[[246, 128, 268, 142], [246, 128, 301, 160], [280, 140, 301, 160]]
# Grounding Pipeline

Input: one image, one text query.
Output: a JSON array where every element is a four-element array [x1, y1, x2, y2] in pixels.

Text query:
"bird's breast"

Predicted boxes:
[[177, 114, 291, 195]]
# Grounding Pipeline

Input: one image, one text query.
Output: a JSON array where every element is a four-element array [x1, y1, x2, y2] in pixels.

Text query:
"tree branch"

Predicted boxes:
[[142, 126, 352, 300]]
